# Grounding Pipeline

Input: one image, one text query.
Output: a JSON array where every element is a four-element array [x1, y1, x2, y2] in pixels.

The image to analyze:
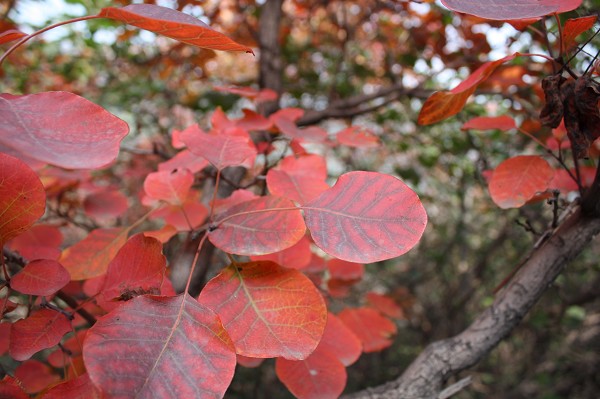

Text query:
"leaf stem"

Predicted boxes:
[[208, 168, 222, 223]]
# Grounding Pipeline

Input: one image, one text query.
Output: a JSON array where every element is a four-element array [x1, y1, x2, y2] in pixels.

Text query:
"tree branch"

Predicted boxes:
[[345, 206, 600, 399]]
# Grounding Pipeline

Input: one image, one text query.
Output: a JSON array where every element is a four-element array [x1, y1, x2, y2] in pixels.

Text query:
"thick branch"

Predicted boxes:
[[345, 207, 600, 399], [258, 0, 284, 115]]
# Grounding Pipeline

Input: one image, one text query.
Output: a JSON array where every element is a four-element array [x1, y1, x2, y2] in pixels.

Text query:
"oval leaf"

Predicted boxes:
[[440, 0, 560, 20], [338, 308, 397, 353], [461, 115, 517, 131], [144, 168, 194, 206], [0, 153, 46, 246], [84, 190, 129, 220], [563, 15, 597, 51], [250, 235, 312, 270], [180, 128, 256, 170], [99, 5, 253, 53], [336, 126, 380, 148], [0, 92, 129, 169], [84, 294, 236, 399], [199, 261, 327, 360], [489, 155, 554, 209], [266, 155, 329, 205], [303, 172, 427, 263], [0, 29, 27, 45], [10, 259, 70, 296], [9, 309, 72, 361], [320, 313, 362, 366], [209, 196, 306, 256]]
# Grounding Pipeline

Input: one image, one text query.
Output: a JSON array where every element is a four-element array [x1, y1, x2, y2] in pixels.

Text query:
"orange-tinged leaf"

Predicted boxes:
[[181, 127, 256, 170], [100, 234, 166, 303], [0, 29, 26, 45], [9, 309, 72, 361], [336, 126, 380, 148], [0, 153, 46, 246], [488, 155, 554, 209], [84, 294, 236, 399], [42, 373, 101, 399], [266, 155, 329, 205], [251, 235, 312, 270], [366, 292, 405, 319], [198, 261, 327, 360], [418, 54, 517, 125], [440, 0, 560, 20], [275, 346, 346, 399], [10, 259, 70, 296], [144, 168, 194, 206], [461, 115, 517, 131], [209, 196, 306, 256], [338, 308, 397, 353], [320, 313, 362, 366], [303, 172, 427, 263], [0, 376, 28, 399], [0, 92, 129, 169], [143, 224, 178, 243], [60, 228, 130, 280], [563, 16, 597, 51], [98, 5, 253, 53]]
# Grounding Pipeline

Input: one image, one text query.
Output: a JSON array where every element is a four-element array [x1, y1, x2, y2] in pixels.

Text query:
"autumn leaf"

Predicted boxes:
[[144, 168, 194, 206], [251, 235, 313, 270], [336, 126, 380, 148], [10, 259, 70, 296], [461, 115, 517, 131], [0, 29, 26, 45], [440, 0, 560, 20], [98, 5, 253, 53], [266, 155, 329, 205], [563, 15, 598, 51], [338, 307, 397, 352], [42, 373, 101, 399], [9, 309, 72, 361], [180, 127, 257, 170], [199, 261, 327, 360]]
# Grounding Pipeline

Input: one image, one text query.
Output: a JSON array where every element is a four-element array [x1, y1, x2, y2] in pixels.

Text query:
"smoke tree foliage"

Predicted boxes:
[[1, 0, 600, 398]]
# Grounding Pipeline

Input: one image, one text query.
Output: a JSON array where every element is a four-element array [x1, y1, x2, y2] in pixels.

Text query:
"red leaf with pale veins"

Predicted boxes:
[[266, 155, 329, 205], [563, 16, 597, 51], [251, 235, 312, 270], [461, 115, 517, 131], [0, 29, 26, 45], [144, 168, 194, 206], [42, 373, 101, 399], [338, 308, 397, 352], [0, 153, 46, 246], [0, 376, 28, 399], [337, 126, 380, 148], [9, 309, 72, 361], [0, 92, 129, 169], [440, 0, 561, 20], [100, 234, 166, 303], [366, 292, 405, 319], [98, 5, 253, 53], [181, 127, 256, 170], [489, 155, 554, 209], [209, 196, 306, 255], [11, 259, 70, 296], [84, 190, 129, 220], [150, 190, 208, 231], [418, 54, 517, 125], [198, 261, 327, 360], [320, 313, 362, 366], [84, 294, 236, 399], [60, 228, 130, 280], [303, 172, 427, 263], [276, 346, 346, 399]]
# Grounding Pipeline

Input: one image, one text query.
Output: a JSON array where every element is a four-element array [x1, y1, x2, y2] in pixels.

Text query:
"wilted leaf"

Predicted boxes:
[[9, 309, 72, 361], [338, 308, 397, 352], [0, 92, 129, 169], [303, 172, 427, 263], [488, 155, 554, 208], [10, 259, 70, 296], [199, 261, 327, 360], [84, 294, 236, 399], [0, 153, 46, 246], [461, 115, 517, 131], [266, 155, 329, 205], [209, 196, 306, 256], [99, 5, 253, 53]]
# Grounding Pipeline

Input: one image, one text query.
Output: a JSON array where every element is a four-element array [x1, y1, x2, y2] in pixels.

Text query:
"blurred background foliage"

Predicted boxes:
[[2, 0, 600, 397]]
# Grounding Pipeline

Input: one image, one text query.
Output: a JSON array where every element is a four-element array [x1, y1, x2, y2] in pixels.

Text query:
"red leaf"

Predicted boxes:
[[84, 294, 236, 399], [303, 172, 427, 263], [251, 235, 313, 270], [0, 323, 10, 355], [7, 224, 62, 261], [266, 155, 329, 205], [209, 196, 306, 256], [100, 234, 166, 303], [98, 5, 253, 53], [84, 190, 128, 220], [563, 16, 597, 51], [60, 228, 130, 280], [214, 86, 278, 102], [276, 346, 346, 399], [320, 313, 362, 366], [461, 115, 517, 131], [237, 355, 264, 368], [0, 153, 46, 246], [150, 190, 208, 231], [337, 126, 380, 148], [418, 54, 517, 125], [0, 92, 129, 169], [235, 109, 274, 131], [199, 261, 327, 360], [144, 168, 194, 206], [181, 128, 256, 170], [42, 373, 101, 399], [212, 189, 259, 214], [14, 360, 60, 393], [440, 0, 560, 20], [338, 308, 397, 352], [10, 259, 70, 296], [0, 376, 28, 399], [9, 309, 72, 361], [0, 29, 26, 45], [143, 224, 178, 243], [328, 259, 364, 281], [158, 149, 209, 174], [488, 155, 554, 208], [366, 292, 405, 319]]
